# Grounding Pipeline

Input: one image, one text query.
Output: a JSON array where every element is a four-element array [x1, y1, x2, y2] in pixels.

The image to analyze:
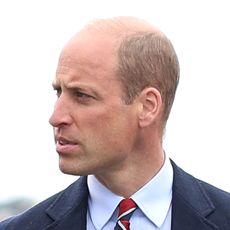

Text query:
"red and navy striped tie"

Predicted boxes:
[[114, 198, 137, 230]]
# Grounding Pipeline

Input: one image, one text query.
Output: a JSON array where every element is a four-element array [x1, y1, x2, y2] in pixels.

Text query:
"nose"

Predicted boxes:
[[49, 95, 72, 128]]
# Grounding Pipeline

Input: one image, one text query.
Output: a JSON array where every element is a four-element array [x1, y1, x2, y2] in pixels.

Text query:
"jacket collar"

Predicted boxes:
[[171, 160, 218, 230]]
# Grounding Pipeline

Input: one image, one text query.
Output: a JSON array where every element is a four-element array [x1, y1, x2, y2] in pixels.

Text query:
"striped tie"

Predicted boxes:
[[114, 198, 137, 230]]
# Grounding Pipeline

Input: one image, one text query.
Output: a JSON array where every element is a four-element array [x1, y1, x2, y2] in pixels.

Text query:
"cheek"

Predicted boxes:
[[78, 107, 118, 129], [92, 112, 136, 146], [77, 104, 137, 144]]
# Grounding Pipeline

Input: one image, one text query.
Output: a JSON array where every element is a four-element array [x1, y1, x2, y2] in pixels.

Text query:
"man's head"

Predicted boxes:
[[83, 17, 180, 129], [49, 17, 179, 177]]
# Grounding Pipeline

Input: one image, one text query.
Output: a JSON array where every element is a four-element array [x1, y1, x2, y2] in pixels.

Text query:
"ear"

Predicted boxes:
[[138, 87, 162, 128]]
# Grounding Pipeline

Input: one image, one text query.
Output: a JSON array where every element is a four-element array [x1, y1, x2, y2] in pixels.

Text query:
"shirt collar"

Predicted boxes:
[[87, 174, 121, 229], [87, 155, 173, 229], [131, 155, 173, 227]]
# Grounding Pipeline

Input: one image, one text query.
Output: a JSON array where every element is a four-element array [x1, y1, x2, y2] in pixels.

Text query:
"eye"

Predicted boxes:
[[75, 91, 92, 99], [74, 91, 94, 104], [75, 91, 93, 100]]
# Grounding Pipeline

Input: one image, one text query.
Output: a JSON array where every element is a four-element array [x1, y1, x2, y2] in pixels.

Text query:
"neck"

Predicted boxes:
[[95, 145, 165, 198]]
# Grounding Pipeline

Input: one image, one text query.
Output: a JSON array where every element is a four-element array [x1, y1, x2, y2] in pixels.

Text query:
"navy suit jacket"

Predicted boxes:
[[1, 161, 230, 229]]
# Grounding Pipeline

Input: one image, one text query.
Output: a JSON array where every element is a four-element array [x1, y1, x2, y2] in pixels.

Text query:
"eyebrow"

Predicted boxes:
[[52, 80, 101, 99], [66, 82, 100, 97]]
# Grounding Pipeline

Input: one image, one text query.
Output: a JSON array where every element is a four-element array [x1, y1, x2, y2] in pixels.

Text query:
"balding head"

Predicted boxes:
[[83, 16, 161, 37], [63, 16, 180, 131]]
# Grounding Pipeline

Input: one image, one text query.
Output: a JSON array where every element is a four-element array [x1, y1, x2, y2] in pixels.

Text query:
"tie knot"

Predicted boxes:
[[118, 198, 137, 218], [114, 198, 137, 230]]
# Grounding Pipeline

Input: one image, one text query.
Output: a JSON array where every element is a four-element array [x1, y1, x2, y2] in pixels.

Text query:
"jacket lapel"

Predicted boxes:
[[44, 176, 89, 230], [171, 161, 218, 230]]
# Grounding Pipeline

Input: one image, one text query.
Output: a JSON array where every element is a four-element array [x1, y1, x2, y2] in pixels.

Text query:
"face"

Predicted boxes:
[[49, 31, 139, 177]]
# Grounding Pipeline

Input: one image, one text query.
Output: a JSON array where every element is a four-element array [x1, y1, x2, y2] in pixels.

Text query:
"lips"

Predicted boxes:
[[57, 137, 77, 145], [55, 136, 79, 154]]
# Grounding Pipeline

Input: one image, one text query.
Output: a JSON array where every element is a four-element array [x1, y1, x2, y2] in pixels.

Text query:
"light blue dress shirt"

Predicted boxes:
[[87, 156, 173, 230]]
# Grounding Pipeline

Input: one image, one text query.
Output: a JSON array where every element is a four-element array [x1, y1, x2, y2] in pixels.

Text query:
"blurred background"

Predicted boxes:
[[0, 0, 230, 220]]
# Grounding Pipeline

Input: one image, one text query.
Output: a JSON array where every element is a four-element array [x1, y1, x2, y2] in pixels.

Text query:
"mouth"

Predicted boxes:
[[55, 136, 79, 154], [55, 136, 78, 145], [57, 137, 77, 145]]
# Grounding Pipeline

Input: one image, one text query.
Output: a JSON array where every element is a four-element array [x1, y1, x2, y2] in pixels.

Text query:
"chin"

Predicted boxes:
[[58, 163, 87, 176]]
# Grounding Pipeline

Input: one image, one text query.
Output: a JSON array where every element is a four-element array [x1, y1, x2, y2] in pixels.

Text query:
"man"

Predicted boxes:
[[0, 16, 229, 230]]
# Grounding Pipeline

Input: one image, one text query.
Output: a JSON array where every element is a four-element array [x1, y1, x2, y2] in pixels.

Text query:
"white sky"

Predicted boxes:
[[0, 0, 229, 203]]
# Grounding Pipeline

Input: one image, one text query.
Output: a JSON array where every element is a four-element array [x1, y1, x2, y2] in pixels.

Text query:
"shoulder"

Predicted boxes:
[[0, 177, 88, 230], [171, 160, 230, 227], [171, 159, 230, 201]]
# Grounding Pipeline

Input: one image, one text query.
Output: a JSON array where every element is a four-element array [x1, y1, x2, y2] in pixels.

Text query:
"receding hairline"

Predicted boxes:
[[62, 16, 167, 58]]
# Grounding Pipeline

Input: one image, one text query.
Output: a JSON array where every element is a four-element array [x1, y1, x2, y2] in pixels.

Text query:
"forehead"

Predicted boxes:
[[56, 31, 118, 81], [53, 31, 121, 94]]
